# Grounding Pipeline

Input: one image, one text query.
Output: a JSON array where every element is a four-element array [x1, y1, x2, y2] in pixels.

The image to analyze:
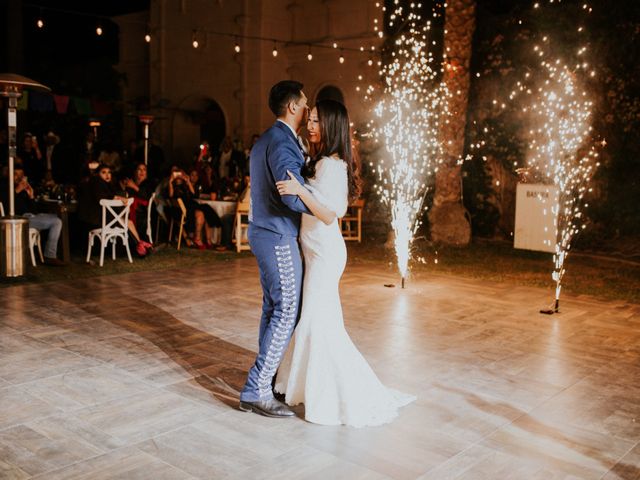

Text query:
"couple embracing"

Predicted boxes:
[[239, 80, 414, 428]]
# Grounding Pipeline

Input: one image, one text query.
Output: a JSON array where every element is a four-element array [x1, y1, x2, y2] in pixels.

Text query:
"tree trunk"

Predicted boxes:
[[429, 0, 476, 245]]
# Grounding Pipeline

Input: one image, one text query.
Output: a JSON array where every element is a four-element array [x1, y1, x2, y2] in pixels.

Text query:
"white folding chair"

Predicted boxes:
[[29, 228, 44, 266], [0, 201, 43, 266], [86, 198, 134, 267], [146, 192, 156, 244]]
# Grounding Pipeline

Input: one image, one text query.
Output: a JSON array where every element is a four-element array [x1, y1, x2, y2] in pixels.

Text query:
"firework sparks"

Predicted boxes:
[[520, 61, 599, 308], [481, 1, 600, 311], [366, 2, 450, 286]]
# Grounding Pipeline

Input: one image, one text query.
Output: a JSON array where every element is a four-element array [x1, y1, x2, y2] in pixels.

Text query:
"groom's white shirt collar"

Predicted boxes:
[[277, 119, 298, 139]]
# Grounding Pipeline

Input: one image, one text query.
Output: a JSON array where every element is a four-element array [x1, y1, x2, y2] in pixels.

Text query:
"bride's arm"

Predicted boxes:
[[276, 171, 336, 225]]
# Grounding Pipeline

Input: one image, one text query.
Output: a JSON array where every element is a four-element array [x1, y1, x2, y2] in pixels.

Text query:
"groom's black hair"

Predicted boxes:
[[269, 80, 304, 117]]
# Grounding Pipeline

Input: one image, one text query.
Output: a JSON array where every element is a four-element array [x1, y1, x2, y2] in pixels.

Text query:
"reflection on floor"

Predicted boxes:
[[1, 257, 639, 479]]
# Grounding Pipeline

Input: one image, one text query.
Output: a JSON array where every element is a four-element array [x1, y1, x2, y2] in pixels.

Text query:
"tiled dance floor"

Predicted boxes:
[[0, 257, 639, 479]]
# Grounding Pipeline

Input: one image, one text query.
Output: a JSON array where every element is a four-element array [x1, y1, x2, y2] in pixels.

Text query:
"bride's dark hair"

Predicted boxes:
[[302, 99, 362, 201]]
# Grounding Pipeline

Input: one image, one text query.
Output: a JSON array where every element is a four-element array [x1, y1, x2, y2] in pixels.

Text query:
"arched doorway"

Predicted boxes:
[[199, 100, 226, 151], [316, 85, 345, 105], [172, 96, 226, 166]]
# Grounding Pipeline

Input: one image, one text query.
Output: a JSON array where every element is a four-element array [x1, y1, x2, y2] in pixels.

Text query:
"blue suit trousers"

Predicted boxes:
[[240, 224, 303, 402]]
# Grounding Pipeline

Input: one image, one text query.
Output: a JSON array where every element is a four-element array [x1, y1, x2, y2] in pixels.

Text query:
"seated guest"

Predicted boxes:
[[201, 163, 221, 199], [0, 165, 64, 266], [77, 163, 151, 257], [18, 133, 44, 186], [188, 168, 222, 248], [39, 170, 57, 196], [123, 162, 154, 243], [166, 167, 196, 246]]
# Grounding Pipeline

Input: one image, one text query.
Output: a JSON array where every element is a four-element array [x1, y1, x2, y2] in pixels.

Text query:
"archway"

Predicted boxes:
[[315, 85, 345, 105], [172, 96, 226, 166], [199, 100, 226, 151]]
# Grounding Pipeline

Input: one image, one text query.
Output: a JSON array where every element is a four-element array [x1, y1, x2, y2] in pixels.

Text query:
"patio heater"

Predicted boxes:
[[0, 73, 50, 277], [139, 114, 154, 166], [89, 119, 101, 142]]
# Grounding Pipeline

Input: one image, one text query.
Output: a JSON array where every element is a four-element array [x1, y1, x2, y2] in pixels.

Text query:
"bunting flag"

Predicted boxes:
[[91, 98, 112, 116], [30, 91, 54, 112], [53, 94, 70, 114], [17, 91, 29, 110], [71, 96, 91, 115]]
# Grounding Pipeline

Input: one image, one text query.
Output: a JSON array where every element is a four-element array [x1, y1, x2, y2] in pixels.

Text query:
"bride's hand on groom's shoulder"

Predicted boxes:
[[276, 171, 302, 196]]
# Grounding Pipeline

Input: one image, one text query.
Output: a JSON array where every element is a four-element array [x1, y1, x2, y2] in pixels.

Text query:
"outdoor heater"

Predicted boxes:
[[0, 73, 50, 277]]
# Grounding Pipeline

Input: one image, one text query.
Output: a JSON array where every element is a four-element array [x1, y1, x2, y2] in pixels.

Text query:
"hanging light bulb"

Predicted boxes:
[[144, 33, 151, 43], [333, 42, 338, 48], [368, 57, 374, 66], [272, 42, 278, 57], [36, 18, 44, 29], [96, 25, 103, 36], [307, 46, 313, 61], [192, 30, 199, 49], [234, 41, 240, 53], [339, 50, 345, 64]]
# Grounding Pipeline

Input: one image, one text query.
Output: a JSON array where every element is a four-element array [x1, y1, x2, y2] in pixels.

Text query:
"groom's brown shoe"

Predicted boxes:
[[239, 398, 295, 418]]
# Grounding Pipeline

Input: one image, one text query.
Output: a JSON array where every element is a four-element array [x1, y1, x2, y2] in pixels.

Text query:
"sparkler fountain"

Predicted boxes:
[[485, 1, 601, 313], [518, 61, 600, 313], [368, 2, 450, 288]]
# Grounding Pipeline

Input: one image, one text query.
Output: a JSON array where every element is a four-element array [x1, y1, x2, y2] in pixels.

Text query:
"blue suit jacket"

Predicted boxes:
[[249, 121, 311, 235]]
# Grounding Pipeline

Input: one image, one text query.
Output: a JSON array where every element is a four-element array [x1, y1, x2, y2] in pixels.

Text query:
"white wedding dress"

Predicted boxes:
[[275, 156, 415, 427]]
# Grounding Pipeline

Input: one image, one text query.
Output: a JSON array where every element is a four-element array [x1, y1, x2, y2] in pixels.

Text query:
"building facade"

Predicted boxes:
[[116, 0, 381, 164]]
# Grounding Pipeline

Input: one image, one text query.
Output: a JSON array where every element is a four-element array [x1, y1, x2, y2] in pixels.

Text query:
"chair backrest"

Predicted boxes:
[[146, 192, 157, 242], [350, 198, 365, 208], [147, 192, 157, 219], [0, 201, 4, 217], [237, 186, 251, 214], [99, 198, 133, 233]]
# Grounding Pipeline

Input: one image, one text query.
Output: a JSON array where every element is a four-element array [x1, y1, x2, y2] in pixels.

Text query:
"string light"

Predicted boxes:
[[191, 30, 199, 48], [307, 46, 313, 61], [339, 50, 345, 64], [28, 5, 378, 63], [272, 42, 278, 57]]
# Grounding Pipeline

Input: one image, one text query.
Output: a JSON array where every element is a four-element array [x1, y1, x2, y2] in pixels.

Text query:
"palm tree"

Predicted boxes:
[[429, 0, 476, 245]]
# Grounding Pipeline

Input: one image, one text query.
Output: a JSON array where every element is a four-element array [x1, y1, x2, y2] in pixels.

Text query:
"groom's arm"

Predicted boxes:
[[268, 142, 312, 215]]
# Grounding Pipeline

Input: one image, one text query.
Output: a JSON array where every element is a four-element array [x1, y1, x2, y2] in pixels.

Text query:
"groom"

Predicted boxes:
[[239, 80, 310, 417]]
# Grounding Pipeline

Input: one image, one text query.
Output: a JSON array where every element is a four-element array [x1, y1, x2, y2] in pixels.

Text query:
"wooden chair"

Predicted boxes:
[[339, 198, 365, 243], [167, 197, 187, 250], [0, 201, 43, 266], [233, 205, 251, 253], [86, 198, 134, 267], [233, 189, 251, 252]]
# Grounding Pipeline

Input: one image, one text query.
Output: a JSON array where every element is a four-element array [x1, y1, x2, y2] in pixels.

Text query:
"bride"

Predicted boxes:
[[274, 99, 415, 427]]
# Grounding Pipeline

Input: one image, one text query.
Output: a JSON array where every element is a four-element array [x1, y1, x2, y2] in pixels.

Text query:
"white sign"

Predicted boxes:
[[514, 183, 558, 253]]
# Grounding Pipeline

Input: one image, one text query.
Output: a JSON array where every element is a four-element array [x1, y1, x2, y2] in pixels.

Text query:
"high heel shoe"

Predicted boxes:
[[193, 239, 207, 250], [136, 241, 147, 256]]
